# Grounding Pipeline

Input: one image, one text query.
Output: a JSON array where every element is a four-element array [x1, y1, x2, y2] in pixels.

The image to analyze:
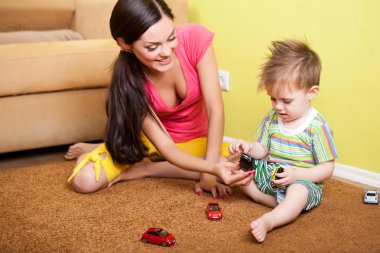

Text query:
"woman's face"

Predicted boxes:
[[131, 15, 177, 73]]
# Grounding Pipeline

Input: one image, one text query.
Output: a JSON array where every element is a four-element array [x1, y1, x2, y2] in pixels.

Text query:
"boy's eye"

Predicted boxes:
[[283, 100, 292, 104]]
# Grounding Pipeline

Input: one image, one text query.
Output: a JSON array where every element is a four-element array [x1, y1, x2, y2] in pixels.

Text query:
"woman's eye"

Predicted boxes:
[[168, 36, 176, 41], [283, 100, 292, 104], [146, 46, 157, 52]]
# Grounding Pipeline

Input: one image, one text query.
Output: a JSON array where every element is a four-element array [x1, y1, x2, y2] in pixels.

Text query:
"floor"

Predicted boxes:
[[0, 145, 373, 190], [0, 145, 70, 170]]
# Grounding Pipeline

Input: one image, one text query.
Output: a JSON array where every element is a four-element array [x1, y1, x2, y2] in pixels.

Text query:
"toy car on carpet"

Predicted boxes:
[[364, 189, 378, 204], [206, 201, 222, 221], [141, 227, 176, 247]]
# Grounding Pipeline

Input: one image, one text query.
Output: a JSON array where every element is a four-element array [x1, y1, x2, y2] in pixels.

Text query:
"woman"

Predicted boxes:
[[66, 0, 253, 195]]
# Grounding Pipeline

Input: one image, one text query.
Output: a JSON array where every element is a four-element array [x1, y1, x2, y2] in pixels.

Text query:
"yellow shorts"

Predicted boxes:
[[67, 137, 230, 183]]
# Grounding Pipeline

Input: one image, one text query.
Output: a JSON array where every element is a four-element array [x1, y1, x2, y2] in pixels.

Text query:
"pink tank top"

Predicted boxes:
[[144, 24, 214, 143]]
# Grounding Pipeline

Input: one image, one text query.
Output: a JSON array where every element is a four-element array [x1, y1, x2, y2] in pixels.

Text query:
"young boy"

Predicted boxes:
[[229, 40, 338, 242]]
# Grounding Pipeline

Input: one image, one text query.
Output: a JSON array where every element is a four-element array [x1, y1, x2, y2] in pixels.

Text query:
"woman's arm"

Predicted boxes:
[[196, 46, 224, 164], [142, 113, 253, 185], [195, 45, 228, 195]]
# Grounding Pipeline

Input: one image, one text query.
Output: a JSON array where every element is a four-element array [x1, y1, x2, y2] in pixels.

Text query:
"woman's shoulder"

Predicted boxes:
[[176, 23, 213, 41], [176, 23, 210, 33], [175, 24, 214, 65]]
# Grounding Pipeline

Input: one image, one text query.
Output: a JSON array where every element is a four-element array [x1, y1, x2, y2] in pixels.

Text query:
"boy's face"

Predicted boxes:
[[267, 83, 319, 124]]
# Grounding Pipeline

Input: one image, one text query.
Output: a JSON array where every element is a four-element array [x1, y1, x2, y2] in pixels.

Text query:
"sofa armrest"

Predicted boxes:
[[0, 39, 119, 97]]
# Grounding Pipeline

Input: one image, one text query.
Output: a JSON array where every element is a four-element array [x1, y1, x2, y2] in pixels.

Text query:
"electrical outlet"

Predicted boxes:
[[218, 70, 230, 91]]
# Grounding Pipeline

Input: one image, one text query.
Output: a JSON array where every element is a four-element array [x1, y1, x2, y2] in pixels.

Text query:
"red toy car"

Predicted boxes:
[[206, 201, 222, 221], [141, 227, 176, 247]]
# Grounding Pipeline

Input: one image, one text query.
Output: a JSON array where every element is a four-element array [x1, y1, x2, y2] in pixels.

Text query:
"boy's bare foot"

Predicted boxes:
[[64, 143, 100, 160], [250, 216, 273, 242]]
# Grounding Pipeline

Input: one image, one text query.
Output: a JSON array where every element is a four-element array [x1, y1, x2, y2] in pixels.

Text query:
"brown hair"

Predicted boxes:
[[258, 39, 321, 91], [106, 0, 174, 165]]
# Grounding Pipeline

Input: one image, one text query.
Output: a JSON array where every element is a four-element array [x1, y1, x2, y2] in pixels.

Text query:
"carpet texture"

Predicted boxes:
[[1, 160, 379, 253]]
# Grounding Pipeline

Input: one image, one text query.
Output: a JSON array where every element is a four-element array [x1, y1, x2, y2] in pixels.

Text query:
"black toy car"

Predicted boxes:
[[272, 166, 284, 180], [239, 153, 256, 172]]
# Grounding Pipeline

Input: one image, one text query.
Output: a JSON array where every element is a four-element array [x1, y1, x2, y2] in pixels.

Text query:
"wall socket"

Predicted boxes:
[[218, 70, 230, 91]]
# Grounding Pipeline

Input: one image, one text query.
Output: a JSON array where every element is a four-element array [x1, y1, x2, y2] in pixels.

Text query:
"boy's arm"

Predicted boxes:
[[249, 141, 269, 160], [294, 160, 335, 183], [275, 160, 335, 186], [228, 140, 269, 160]]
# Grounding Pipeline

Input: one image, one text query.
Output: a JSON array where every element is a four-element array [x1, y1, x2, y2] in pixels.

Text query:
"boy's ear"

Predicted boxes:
[[116, 37, 133, 53], [307, 85, 319, 100]]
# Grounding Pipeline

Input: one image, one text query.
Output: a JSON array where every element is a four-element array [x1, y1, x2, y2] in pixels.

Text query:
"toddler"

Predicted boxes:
[[229, 39, 338, 242]]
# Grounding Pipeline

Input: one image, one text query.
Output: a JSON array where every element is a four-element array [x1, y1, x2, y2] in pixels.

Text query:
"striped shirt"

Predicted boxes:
[[254, 108, 338, 168]]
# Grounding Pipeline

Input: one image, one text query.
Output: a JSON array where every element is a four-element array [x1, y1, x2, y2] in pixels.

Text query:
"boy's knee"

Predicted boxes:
[[287, 184, 309, 199]]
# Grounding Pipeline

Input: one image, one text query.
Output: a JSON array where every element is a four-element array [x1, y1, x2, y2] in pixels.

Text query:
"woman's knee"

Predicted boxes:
[[69, 164, 107, 193]]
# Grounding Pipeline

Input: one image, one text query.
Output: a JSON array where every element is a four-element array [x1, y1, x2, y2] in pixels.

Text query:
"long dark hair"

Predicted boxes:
[[106, 0, 174, 165]]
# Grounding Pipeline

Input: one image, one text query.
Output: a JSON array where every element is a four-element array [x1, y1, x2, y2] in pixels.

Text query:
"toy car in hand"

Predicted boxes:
[[206, 201, 222, 221], [239, 153, 255, 172], [141, 227, 176, 247], [271, 165, 284, 180], [364, 189, 378, 204]]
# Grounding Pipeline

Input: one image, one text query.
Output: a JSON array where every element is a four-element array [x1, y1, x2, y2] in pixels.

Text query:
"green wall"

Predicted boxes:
[[188, 0, 380, 174]]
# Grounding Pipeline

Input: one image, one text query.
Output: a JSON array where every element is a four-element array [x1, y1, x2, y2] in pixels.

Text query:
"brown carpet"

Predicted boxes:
[[1, 160, 379, 253]]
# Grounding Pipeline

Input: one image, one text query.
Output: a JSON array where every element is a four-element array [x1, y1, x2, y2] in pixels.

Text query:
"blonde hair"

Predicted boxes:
[[258, 39, 321, 91]]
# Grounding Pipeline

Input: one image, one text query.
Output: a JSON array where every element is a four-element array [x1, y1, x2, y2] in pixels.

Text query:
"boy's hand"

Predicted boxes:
[[271, 165, 295, 187], [228, 139, 251, 156]]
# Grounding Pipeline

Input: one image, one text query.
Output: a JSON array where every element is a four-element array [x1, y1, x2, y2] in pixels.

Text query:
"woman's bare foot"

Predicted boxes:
[[107, 158, 153, 188], [64, 143, 100, 160], [250, 215, 273, 242]]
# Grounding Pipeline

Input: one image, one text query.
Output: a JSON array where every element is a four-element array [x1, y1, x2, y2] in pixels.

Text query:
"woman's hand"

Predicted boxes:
[[194, 175, 231, 199], [213, 161, 254, 187]]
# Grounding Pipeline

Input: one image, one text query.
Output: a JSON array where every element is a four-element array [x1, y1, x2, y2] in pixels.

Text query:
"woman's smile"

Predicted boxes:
[[156, 56, 172, 65]]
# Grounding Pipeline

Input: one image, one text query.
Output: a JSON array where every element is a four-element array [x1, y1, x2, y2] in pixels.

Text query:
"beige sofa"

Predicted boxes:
[[0, 0, 188, 154]]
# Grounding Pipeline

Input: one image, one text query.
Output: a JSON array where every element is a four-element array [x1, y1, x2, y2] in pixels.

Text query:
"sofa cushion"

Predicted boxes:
[[0, 39, 119, 97], [0, 0, 75, 32], [0, 29, 83, 45], [72, 0, 117, 39], [72, 0, 189, 39]]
